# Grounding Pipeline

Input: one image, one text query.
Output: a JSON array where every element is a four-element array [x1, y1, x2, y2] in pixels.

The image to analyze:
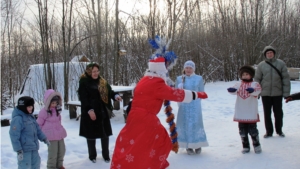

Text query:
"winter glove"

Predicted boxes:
[[178, 83, 183, 89], [17, 150, 23, 161], [43, 139, 51, 147], [227, 87, 237, 93], [197, 92, 208, 99], [285, 97, 292, 103], [56, 105, 62, 112], [245, 87, 254, 93]]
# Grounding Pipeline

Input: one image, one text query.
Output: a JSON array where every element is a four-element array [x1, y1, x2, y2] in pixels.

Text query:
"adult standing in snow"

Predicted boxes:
[[227, 65, 262, 154], [110, 56, 208, 169], [254, 46, 290, 138], [175, 60, 209, 155], [78, 62, 122, 163]]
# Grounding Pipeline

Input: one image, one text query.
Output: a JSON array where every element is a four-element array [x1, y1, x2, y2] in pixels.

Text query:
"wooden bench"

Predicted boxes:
[[66, 86, 134, 120], [65, 101, 81, 119], [1, 111, 39, 127]]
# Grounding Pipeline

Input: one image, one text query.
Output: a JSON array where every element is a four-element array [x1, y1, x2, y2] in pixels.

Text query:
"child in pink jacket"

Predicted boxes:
[[37, 89, 67, 169]]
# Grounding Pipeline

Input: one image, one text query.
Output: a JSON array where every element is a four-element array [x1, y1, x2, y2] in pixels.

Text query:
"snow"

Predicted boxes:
[[1, 81, 300, 169], [110, 86, 135, 92]]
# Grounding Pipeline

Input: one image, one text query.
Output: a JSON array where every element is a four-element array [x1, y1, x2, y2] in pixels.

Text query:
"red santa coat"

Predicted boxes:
[[111, 76, 194, 169]]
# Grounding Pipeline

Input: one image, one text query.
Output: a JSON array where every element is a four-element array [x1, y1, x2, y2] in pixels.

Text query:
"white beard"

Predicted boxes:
[[144, 70, 167, 82]]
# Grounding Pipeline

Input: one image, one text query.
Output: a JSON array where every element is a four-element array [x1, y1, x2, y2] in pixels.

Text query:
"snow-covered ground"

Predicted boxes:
[[1, 81, 300, 169]]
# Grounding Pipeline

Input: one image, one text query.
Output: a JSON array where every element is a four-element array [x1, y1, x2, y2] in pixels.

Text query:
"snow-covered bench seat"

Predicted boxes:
[[66, 86, 134, 120]]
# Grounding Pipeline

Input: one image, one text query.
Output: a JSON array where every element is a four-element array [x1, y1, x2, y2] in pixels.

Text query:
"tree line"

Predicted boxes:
[[1, 0, 300, 112]]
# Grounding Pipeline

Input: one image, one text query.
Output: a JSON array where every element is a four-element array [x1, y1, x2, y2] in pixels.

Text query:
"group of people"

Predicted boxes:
[[9, 90, 66, 169], [9, 45, 300, 169]]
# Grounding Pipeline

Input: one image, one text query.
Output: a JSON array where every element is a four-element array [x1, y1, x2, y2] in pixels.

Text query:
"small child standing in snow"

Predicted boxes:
[[9, 96, 50, 169], [227, 65, 262, 154], [37, 89, 67, 169]]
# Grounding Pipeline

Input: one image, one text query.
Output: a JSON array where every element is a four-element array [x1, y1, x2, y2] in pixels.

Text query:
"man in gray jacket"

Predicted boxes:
[[254, 46, 290, 138]]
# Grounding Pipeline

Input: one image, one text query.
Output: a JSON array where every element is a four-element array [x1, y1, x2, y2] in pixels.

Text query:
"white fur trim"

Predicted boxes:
[[45, 92, 63, 109], [144, 70, 167, 82], [182, 90, 194, 103], [184, 60, 195, 71], [148, 62, 168, 73]]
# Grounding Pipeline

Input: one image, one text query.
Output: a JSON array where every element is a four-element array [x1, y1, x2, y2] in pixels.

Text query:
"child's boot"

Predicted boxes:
[[254, 145, 262, 154], [241, 135, 250, 154], [251, 135, 262, 154]]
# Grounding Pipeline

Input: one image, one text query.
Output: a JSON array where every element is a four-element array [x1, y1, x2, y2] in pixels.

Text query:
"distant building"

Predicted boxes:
[[70, 55, 90, 62]]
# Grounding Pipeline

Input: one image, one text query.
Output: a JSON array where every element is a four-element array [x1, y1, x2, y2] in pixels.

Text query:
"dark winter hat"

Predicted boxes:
[[85, 62, 100, 76], [263, 46, 276, 57], [17, 96, 35, 114], [239, 65, 255, 79]]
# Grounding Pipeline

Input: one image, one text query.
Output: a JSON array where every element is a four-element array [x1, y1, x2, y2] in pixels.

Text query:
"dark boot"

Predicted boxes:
[[249, 123, 262, 154], [239, 123, 250, 154]]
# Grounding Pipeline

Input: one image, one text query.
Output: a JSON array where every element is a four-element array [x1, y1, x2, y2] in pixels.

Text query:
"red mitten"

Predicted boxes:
[[197, 92, 208, 99]]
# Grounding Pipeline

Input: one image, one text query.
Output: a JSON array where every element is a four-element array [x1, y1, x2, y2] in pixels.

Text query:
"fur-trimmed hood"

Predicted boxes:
[[43, 89, 62, 109], [262, 46, 276, 58]]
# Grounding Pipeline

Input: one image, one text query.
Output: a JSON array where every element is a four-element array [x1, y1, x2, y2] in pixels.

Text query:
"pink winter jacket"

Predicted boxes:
[[37, 89, 67, 141]]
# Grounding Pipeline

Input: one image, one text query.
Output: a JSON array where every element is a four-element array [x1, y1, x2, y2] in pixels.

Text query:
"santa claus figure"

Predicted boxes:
[[110, 56, 208, 169]]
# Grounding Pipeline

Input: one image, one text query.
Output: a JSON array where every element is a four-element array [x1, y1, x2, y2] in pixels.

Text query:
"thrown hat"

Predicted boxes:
[[184, 60, 195, 71], [148, 57, 168, 73], [17, 96, 35, 114], [239, 65, 255, 79]]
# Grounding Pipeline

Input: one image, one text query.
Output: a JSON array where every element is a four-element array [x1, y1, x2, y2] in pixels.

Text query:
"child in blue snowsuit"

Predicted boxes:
[[9, 96, 50, 169]]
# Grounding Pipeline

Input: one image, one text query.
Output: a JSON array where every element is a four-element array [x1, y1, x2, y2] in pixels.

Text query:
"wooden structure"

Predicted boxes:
[[66, 86, 134, 120]]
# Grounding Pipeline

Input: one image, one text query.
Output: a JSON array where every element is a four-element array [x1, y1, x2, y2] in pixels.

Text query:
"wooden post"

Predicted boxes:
[[113, 101, 120, 110], [122, 91, 131, 107], [69, 105, 78, 119], [1, 119, 10, 127]]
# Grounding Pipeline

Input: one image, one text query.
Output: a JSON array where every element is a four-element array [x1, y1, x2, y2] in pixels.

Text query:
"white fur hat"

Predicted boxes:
[[148, 57, 168, 73], [184, 60, 195, 71]]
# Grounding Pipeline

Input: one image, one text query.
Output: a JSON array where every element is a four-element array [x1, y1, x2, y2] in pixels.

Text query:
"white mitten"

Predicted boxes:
[[178, 83, 183, 89]]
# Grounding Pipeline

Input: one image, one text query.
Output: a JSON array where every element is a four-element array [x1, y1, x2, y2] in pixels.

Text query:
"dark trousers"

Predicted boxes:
[[86, 138, 109, 160], [238, 123, 260, 148], [261, 96, 284, 135]]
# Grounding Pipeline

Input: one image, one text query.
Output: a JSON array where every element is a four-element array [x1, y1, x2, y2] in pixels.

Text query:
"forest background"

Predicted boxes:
[[1, 0, 300, 113]]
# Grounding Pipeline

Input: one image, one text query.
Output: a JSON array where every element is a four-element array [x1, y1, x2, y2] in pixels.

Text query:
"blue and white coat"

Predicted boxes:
[[175, 73, 209, 149]]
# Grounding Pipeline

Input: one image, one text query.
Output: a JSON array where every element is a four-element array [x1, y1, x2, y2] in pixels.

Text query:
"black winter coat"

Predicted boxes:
[[78, 76, 117, 139]]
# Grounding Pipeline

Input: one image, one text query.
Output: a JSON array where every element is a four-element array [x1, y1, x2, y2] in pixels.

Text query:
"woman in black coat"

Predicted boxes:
[[78, 63, 122, 163]]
